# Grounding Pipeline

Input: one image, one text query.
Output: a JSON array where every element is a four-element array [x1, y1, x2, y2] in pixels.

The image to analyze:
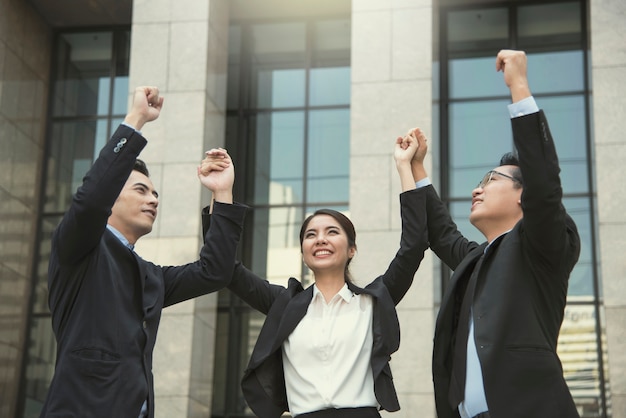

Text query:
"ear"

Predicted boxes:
[[348, 247, 357, 259]]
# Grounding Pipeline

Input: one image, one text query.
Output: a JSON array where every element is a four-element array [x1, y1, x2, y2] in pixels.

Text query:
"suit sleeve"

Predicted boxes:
[[424, 185, 479, 271], [201, 207, 285, 315], [162, 201, 248, 306], [380, 188, 430, 305], [51, 125, 147, 265], [512, 111, 580, 275]]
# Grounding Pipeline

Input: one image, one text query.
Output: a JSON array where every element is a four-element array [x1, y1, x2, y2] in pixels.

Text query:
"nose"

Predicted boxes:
[[316, 235, 327, 244], [471, 187, 482, 198], [148, 194, 159, 207]]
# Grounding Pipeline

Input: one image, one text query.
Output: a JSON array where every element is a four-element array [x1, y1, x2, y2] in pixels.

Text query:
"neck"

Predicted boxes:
[[477, 218, 519, 243], [313, 273, 346, 303]]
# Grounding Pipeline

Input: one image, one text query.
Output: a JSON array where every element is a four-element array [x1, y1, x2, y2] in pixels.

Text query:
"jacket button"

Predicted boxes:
[[143, 321, 147, 329]]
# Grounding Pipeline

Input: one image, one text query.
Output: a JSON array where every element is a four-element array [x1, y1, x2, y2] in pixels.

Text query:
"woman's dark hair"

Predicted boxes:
[[299, 209, 357, 282], [499, 151, 523, 188], [134, 159, 150, 177]]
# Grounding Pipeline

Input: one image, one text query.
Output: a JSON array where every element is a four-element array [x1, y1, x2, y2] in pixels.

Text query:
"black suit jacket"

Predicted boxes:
[[428, 111, 581, 418], [222, 189, 428, 418], [41, 125, 247, 418]]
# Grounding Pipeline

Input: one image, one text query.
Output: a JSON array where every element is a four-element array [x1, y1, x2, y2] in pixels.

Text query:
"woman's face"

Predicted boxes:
[[301, 214, 356, 276]]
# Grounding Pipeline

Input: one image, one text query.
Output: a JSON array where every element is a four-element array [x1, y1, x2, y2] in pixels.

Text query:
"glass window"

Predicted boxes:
[[306, 109, 350, 203], [447, 8, 508, 54], [214, 16, 350, 416], [518, 2, 582, 48], [309, 67, 350, 106], [52, 32, 113, 117], [252, 111, 305, 205], [448, 99, 512, 198], [22, 29, 130, 418]]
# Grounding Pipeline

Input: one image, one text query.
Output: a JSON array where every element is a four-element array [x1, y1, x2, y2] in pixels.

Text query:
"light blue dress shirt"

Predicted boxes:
[[105, 225, 147, 418]]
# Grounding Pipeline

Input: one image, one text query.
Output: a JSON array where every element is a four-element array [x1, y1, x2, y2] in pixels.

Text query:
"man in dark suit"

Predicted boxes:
[[41, 86, 247, 418], [404, 50, 581, 418]]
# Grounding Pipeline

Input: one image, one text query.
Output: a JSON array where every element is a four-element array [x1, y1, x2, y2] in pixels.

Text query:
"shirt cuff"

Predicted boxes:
[[508, 96, 539, 118], [415, 177, 432, 189], [121, 122, 142, 135]]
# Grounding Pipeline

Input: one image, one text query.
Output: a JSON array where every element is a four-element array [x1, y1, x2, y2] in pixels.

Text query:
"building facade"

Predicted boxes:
[[0, 0, 624, 417]]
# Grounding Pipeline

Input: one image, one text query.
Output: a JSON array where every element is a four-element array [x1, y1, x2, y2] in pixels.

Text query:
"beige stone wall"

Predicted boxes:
[[129, 0, 230, 416], [349, 1, 436, 417], [590, 0, 626, 416], [0, 0, 50, 415]]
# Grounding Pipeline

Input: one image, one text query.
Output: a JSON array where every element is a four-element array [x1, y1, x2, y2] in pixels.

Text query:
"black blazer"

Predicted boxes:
[[428, 111, 581, 418], [41, 125, 247, 418], [221, 189, 429, 418]]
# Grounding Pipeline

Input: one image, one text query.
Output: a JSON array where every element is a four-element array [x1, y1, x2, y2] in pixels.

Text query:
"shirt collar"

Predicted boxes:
[[106, 224, 134, 250], [312, 282, 354, 304]]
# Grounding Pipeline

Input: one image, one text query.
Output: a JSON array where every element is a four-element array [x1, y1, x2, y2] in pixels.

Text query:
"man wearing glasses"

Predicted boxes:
[[403, 49, 581, 418]]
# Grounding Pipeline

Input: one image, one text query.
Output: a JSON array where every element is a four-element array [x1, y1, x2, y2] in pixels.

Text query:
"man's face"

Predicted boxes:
[[469, 165, 522, 230], [108, 170, 159, 244]]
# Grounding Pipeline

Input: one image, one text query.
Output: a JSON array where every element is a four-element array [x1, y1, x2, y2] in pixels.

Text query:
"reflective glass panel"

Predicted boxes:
[[564, 197, 594, 297], [52, 32, 113, 117], [447, 8, 508, 54], [306, 109, 350, 204], [527, 51, 585, 94], [449, 56, 510, 99], [312, 19, 351, 67], [253, 111, 305, 205], [44, 120, 100, 213], [518, 2, 581, 48], [559, 303, 603, 416], [256, 68, 306, 108], [250, 207, 304, 286], [540, 95, 588, 194], [309, 67, 350, 106], [448, 99, 512, 198], [21, 317, 57, 416]]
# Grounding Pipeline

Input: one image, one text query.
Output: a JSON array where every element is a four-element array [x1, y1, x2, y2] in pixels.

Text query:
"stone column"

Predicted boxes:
[[590, 0, 626, 416], [350, 1, 435, 416], [129, 0, 230, 416]]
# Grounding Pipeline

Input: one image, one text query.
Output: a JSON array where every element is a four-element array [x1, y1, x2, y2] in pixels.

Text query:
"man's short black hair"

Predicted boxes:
[[134, 159, 150, 177], [499, 151, 523, 188]]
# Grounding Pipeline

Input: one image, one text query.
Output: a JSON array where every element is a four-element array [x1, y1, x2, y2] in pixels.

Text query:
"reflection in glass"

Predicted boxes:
[[540, 95, 588, 194], [559, 303, 603, 417], [447, 8, 508, 54], [312, 19, 351, 66], [528, 51, 584, 95], [518, 2, 581, 47], [449, 57, 510, 99], [256, 69, 305, 108], [309, 67, 350, 106], [564, 198, 594, 297], [251, 22, 306, 63], [250, 207, 304, 287], [254, 112, 305, 205], [44, 121, 98, 213], [21, 317, 56, 417], [52, 32, 112, 117], [448, 100, 511, 198], [112, 76, 129, 115], [307, 109, 350, 204]]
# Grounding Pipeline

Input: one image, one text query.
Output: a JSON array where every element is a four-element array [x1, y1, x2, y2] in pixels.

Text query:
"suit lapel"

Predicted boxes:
[[271, 285, 313, 352]]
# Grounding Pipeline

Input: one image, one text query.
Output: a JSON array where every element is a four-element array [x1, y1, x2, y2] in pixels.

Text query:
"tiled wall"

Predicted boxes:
[[591, 0, 626, 416], [0, 0, 51, 416], [129, 0, 230, 416]]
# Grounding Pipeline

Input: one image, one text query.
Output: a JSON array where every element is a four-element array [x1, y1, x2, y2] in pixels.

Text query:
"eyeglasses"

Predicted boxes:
[[477, 170, 521, 189]]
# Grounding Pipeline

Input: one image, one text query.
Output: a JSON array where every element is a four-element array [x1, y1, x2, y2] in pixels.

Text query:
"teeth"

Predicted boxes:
[[315, 250, 331, 256]]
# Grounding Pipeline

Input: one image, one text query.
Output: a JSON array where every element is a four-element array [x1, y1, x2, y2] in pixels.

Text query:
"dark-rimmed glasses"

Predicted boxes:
[[477, 170, 521, 189]]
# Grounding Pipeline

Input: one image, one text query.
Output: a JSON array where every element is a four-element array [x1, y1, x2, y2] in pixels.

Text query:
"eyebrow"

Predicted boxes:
[[134, 182, 159, 198]]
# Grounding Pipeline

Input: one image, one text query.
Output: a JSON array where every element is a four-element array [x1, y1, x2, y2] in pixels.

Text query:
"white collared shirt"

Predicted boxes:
[[282, 283, 378, 416]]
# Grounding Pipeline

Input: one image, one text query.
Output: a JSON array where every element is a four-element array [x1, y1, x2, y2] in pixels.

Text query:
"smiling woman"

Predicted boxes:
[[211, 134, 430, 418]]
